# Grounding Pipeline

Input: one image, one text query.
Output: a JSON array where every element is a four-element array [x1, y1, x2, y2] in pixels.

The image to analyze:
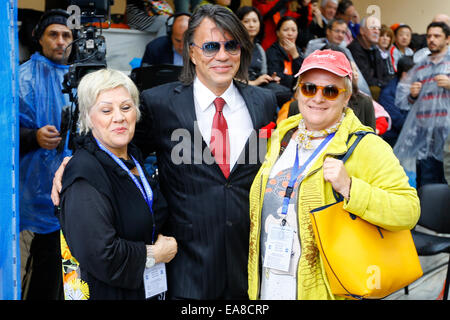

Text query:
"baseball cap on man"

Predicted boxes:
[[295, 49, 353, 81]]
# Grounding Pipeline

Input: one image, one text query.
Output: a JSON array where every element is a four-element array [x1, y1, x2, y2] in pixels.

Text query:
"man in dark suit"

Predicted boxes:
[[134, 4, 277, 299], [51, 4, 277, 300], [141, 13, 190, 66]]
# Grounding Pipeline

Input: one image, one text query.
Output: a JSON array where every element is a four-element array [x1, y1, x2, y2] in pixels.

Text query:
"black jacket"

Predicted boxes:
[[347, 36, 389, 88], [59, 133, 167, 300], [348, 91, 376, 131], [133, 81, 277, 299], [141, 35, 174, 66], [266, 41, 304, 90]]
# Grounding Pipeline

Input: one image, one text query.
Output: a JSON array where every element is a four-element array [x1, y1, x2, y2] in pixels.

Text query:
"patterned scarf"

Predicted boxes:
[[295, 113, 345, 150]]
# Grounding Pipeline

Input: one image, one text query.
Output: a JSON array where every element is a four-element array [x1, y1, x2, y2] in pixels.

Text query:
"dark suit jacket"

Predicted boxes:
[[133, 81, 277, 299], [141, 35, 174, 66]]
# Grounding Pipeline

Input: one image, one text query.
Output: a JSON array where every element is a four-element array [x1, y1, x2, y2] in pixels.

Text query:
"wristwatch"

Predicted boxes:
[[146, 246, 156, 268]]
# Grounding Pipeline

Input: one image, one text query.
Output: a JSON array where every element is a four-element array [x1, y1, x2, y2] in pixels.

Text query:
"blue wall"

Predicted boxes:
[[0, 0, 20, 300]]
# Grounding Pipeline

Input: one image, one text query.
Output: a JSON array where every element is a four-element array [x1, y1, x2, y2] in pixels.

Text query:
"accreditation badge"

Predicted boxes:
[[263, 224, 294, 272], [143, 263, 167, 299]]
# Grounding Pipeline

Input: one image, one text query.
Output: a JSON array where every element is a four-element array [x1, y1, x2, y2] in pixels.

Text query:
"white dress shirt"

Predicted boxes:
[[193, 77, 254, 170]]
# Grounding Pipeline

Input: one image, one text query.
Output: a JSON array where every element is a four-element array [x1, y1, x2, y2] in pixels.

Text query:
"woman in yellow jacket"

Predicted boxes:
[[248, 49, 420, 300]]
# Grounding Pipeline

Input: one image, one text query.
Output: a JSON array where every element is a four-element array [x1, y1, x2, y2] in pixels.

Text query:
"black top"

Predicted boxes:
[[141, 35, 174, 67], [266, 41, 304, 90], [19, 127, 39, 155], [347, 36, 390, 88], [58, 133, 167, 300], [348, 91, 376, 131]]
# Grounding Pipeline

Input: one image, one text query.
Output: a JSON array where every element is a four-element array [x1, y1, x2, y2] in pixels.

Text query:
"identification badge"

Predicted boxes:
[[143, 263, 167, 299], [263, 224, 294, 272]]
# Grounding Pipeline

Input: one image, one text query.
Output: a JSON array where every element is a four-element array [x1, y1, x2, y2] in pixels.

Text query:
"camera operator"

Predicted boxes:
[[19, 9, 74, 300]]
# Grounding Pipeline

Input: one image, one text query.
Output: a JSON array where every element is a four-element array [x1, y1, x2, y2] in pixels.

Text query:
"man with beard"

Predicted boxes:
[[394, 21, 450, 188]]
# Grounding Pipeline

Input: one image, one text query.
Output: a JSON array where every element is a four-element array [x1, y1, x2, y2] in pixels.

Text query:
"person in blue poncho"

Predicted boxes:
[[19, 9, 74, 300]]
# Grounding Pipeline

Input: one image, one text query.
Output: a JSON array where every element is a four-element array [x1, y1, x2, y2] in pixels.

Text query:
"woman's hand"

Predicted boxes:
[[148, 234, 178, 264], [271, 72, 281, 83], [323, 157, 351, 200], [249, 74, 273, 86], [280, 39, 299, 59]]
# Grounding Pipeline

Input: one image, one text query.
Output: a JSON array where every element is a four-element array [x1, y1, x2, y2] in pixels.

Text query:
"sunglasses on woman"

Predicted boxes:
[[190, 40, 241, 57], [298, 82, 347, 100]]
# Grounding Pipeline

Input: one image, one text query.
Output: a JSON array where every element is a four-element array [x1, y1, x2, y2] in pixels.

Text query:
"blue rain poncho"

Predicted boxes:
[[394, 50, 450, 178], [19, 52, 73, 233]]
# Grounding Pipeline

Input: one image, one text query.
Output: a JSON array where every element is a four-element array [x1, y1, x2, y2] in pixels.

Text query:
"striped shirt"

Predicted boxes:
[[126, 1, 167, 31], [394, 48, 450, 164]]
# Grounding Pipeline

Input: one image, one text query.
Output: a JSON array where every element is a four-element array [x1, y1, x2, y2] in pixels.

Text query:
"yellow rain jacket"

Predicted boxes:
[[248, 108, 420, 300]]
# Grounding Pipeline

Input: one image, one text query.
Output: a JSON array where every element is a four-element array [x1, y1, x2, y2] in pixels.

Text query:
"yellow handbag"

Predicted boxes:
[[310, 132, 423, 299]]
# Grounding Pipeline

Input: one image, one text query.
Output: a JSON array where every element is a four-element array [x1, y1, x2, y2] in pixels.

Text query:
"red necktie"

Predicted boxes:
[[210, 97, 230, 179]]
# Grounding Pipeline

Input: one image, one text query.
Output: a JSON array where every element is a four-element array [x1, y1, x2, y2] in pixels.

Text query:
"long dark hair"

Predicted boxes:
[[179, 4, 253, 85], [235, 6, 265, 44]]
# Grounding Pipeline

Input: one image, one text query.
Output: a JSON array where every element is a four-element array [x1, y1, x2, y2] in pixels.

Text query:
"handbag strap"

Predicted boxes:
[[332, 131, 375, 202], [340, 131, 374, 163], [279, 127, 297, 156]]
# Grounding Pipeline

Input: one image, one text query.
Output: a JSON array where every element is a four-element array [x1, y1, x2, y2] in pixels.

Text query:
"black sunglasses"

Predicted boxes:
[[190, 40, 241, 57]]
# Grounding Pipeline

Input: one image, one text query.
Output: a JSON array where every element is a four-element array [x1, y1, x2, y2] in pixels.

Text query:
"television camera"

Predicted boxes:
[[60, 0, 113, 151]]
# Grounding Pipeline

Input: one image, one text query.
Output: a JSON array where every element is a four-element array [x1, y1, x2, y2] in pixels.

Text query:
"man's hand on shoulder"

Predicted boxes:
[[51, 156, 72, 206]]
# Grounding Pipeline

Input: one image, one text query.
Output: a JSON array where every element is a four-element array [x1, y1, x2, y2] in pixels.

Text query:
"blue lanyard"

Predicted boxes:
[[280, 133, 335, 224], [95, 138, 156, 243]]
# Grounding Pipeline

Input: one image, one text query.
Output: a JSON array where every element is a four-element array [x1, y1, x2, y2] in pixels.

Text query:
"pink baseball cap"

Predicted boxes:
[[295, 49, 353, 81]]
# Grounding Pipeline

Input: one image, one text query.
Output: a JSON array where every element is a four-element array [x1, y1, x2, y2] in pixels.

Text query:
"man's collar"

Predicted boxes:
[[193, 77, 238, 112], [428, 45, 449, 64]]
